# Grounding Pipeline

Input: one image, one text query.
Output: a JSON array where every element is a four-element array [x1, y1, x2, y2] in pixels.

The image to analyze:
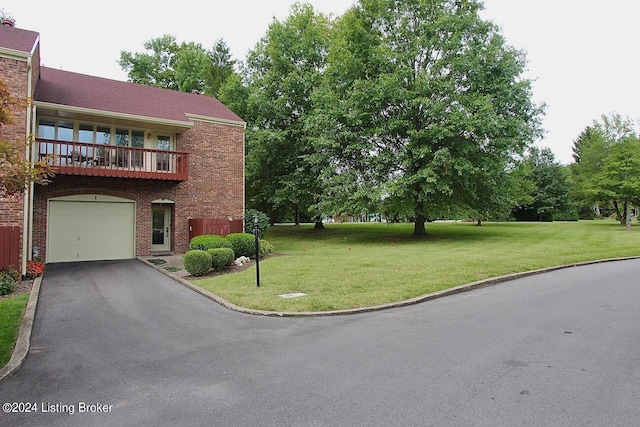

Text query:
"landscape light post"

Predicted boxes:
[[254, 213, 260, 288]]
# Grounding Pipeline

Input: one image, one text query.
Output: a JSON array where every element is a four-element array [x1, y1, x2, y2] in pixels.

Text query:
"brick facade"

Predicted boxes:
[[31, 120, 245, 260], [2, 24, 245, 265], [0, 53, 31, 269]]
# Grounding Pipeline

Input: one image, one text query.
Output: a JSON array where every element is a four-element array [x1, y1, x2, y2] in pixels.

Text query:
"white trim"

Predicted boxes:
[[34, 101, 194, 129], [151, 199, 175, 205], [0, 47, 29, 61], [185, 113, 246, 128], [50, 194, 134, 203]]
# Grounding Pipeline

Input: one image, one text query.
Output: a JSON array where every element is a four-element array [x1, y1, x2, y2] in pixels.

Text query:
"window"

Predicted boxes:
[[35, 118, 175, 171], [156, 135, 172, 172], [132, 130, 145, 168]]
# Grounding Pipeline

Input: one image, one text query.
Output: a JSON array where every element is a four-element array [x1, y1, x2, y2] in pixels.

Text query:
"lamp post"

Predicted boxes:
[[254, 213, 260, 288]]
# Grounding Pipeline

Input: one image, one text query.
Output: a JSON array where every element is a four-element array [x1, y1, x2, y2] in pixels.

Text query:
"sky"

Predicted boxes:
[[2, 0, 638, 164]]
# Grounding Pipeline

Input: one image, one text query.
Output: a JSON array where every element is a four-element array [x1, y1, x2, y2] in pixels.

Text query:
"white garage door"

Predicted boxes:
[[47, 195, 135, 263]]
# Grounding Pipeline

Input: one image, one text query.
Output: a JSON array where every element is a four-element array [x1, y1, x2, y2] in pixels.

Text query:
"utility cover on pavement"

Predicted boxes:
[[278, 292, 307, 299]]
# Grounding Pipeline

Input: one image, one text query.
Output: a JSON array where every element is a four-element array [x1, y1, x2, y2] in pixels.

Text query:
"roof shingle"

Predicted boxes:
[[0, 24, 39, 54], [34, 67, 244, 125]]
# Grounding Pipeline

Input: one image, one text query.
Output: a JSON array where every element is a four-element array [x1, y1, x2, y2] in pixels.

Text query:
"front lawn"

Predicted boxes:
[[0, 292, 29, 367], [192, 220, 639, 312]]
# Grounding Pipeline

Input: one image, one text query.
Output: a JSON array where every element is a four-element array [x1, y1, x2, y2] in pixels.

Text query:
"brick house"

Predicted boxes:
[[0, 20, 245, 274]]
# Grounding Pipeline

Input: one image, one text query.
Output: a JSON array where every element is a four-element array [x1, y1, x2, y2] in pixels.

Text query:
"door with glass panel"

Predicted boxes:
[[151, 206, 171, 252], [155, 135, 172, 172]]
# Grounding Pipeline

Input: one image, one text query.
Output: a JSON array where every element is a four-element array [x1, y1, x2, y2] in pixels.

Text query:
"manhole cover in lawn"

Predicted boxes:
[[278, 292, 307, 299]]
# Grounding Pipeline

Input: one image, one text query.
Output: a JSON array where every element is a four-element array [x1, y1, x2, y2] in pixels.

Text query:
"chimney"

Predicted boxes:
[[1, 9, 15, 26]]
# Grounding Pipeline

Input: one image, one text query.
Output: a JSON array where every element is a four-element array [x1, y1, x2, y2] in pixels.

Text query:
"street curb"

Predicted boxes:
[[0, 275, 42, 383], [138, 255, 640, 318]]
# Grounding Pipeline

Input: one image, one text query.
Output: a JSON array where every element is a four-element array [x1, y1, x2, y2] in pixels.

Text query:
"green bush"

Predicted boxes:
[[208, 248, 235, 271], [183, 250, 212, 277], [0, 268, 18, 296], [226, 233, 256, 258], [245, 209, 270, 239], [258, 239, 274, 258], [189, 234, 233, 252]]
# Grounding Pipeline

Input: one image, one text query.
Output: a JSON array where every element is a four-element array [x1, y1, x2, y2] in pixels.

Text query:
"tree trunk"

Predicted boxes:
[[413, 214, 427, 237], [625, 202, 632, 231], [294, 204, 300, 226], [613, 200, 624, 225], [313, 219, 325, 230], [476, 217, 483, 226]]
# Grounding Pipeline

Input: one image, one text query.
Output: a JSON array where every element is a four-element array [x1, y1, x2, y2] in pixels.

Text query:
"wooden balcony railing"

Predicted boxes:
[[37, 139, 189, 181]]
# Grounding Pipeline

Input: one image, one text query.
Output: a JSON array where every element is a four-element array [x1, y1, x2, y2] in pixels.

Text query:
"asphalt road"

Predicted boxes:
[[1, 258, 639, 426]]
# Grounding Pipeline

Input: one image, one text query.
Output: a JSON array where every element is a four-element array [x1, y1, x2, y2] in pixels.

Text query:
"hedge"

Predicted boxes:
[[208, 248, 235, 271], [183, 250, 212, 277], [189, 234, 233, 252], [225, 233, 256, 258]]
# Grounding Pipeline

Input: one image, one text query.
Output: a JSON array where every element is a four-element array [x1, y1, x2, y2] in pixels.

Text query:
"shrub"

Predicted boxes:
[[26, 259, 45, 279], [245, 209, 270, 239], [183, 250, 212, 277], [208, 248, 235, 271], [258, 239, 274, 258], [0, 268, 18, 296], [189, 234, 233, 252], [226, 233, 256, 258]]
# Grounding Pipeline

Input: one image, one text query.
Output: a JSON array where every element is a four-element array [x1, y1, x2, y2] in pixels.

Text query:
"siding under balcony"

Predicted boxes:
[[37, 139, 189, 181]]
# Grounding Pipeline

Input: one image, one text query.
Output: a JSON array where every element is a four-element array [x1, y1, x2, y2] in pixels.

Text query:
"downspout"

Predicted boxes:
[[242, 122, 246, 230], [21, 37, 38, 278]]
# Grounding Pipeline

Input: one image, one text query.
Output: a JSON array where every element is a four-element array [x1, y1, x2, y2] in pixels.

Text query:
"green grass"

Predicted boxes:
[[0, 292, 29, 367], [192, 220, 640, 312]]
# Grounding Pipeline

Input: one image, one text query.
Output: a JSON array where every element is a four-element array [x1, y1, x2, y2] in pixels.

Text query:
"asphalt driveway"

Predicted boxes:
[[1, 258, 640, 426]]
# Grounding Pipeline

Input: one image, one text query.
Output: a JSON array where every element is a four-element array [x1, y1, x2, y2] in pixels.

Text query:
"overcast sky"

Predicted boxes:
[[3, 0, 638, 164]]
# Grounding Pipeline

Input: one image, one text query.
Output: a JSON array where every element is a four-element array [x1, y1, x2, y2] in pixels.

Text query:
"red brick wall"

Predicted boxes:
[[32, 120, 245, 259], [174, 120, 245, 252], [0, 54, 31, 268]]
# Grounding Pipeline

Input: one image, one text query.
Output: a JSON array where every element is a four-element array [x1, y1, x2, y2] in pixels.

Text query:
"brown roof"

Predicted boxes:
[[0, 24, 39, 54], [34, 67, 244, 125]]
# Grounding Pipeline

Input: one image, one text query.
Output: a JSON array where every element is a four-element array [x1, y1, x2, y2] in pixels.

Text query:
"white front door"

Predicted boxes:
[[151, 206, 171, 252]]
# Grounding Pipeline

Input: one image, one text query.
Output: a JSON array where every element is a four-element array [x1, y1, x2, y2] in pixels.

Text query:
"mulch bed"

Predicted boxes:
[[0, 279, 34, 301]]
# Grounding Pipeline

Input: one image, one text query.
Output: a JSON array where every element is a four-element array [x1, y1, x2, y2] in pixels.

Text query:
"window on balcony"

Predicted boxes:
[[35, 118, 186, 180]]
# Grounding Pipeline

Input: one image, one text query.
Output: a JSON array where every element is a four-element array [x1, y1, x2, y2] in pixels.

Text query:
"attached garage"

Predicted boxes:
[[47, 195, 135, 263]]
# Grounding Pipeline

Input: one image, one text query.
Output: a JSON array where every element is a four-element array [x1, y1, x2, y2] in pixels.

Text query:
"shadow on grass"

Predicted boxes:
[[268, 222, 515, 246]]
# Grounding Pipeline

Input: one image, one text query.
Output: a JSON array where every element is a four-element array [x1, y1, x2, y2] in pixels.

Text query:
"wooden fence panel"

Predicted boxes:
[[189, 218, 246, 242], [0, 226, 21, 270]]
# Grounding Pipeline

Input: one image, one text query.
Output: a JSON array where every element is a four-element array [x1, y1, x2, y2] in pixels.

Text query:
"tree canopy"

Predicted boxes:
[[0, 80, 54, 198], [243, 3, 332, 227], [570, 113, 639, 224], [313, 0, 544, 235], [119, 36, 237, 97]]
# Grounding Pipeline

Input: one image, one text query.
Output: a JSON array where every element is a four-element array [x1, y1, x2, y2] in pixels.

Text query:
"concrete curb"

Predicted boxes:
[[0, 275, 42, 383], [138, 255, 640, 318], [1, 256, 638, 381]]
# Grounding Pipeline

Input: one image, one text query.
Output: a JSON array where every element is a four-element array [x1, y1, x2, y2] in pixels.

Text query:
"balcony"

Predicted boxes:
[[37, 139, 189, 181]]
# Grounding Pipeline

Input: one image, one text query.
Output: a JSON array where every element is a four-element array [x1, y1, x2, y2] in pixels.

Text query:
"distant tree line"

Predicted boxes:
[[118, 1, 640, 232]]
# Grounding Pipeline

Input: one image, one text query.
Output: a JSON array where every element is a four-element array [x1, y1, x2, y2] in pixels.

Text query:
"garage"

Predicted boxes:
[[47, 195, 135, 263]]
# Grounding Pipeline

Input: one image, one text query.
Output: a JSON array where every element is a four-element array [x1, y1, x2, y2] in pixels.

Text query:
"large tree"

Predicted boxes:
[[512, 148, 574, 222], [570, 113, 639, 222], [1, 80, 54, 197], [314, 0, 543, 236], [119, 35, 237, 97], [586, 138, 640, 230], [243, 3, 332, 227]]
